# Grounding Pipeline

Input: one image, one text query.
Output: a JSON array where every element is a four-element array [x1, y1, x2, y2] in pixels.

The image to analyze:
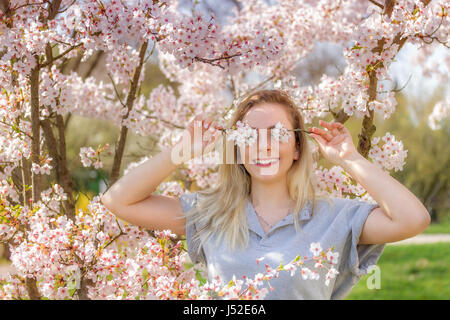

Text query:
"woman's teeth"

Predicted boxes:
[[254, 158, 279, 166]]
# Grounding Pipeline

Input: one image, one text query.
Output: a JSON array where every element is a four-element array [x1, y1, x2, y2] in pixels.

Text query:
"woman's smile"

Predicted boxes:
[[252, 158, 280, 166]]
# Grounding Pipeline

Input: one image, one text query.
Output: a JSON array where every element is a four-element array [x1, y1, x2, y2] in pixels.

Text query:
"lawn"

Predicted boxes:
[[346, 242, 450, 300], [422, 218, 450, 234]]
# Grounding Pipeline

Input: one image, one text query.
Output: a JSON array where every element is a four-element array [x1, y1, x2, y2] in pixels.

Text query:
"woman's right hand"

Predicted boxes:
[[176, 115, 223, 161]]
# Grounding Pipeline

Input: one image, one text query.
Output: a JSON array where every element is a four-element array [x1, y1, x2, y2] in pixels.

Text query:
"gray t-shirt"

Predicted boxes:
[[179, 192, 386, 300]]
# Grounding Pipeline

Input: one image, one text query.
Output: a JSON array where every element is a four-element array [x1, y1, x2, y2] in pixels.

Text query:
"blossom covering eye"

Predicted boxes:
[[224, 120, 302, 147], [271, 121, 291, 143], [225, 120, 258, 147]]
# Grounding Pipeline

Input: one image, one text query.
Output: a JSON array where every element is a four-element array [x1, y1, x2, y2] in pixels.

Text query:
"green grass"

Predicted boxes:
[[422, 218, 450, 234], [346, 242, 450, 300]]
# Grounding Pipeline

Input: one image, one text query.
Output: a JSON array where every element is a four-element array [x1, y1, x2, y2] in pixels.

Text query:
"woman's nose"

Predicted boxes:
[[256, 128, 272, 149]]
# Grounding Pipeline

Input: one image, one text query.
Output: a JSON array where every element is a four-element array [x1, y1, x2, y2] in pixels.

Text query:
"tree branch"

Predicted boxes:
[[354, 0, 433, 157], [107, 72, 127, 108], [30, 55, 41, 203], [110, 41, 149, 184], [194, 52, 242, 69], [56, 113, 76, 219], [368, 0, 384, 9], [40, 43, 83, 68]]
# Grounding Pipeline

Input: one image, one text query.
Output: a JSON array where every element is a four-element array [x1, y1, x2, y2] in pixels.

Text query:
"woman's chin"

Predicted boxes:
[[248, 162, 284, 178]]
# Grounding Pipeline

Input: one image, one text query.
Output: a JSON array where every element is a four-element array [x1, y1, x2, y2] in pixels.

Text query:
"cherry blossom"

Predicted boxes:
[[428, 97, 450, 131], [369, 133, 408, 172], [0, 0, 447, 300]]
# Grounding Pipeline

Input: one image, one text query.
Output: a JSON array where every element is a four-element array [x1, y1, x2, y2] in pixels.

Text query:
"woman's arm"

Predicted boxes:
[[309, 120, 431, 245], [102, 147, 178, 208], [100, 145, 186, 235], [340, 151, 431, 244], [100, 115, 221, 235]]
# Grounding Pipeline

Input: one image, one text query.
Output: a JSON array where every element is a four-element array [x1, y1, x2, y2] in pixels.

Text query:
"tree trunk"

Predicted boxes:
[[110, 41, 149, 184], [30, 55, 41, 203]]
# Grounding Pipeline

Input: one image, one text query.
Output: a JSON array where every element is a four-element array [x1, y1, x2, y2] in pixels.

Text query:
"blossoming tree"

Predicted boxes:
[[0, 0, 448, 299]]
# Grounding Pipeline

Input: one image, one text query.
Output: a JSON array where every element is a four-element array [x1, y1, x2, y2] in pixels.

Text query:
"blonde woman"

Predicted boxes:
[[101, 89, 430, 299]]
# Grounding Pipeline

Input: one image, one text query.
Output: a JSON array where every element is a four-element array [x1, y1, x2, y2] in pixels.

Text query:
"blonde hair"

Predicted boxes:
[[183, 89, 332, 256]]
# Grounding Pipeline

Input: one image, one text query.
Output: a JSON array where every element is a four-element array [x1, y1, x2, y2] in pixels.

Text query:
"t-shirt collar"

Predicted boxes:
[[245, 197, 313, 237]]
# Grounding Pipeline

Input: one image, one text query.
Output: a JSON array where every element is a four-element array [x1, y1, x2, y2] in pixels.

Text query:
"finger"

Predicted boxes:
[[329, 134, 346, 146], [212, 128, 222, 142], [203, 118, 212, 129], [203, 130, 212, 141], [211, 121, 222, 130], [319, 120, 334, 131], [330, 126, 340, 136], [319, 120, 340, 137], [332, 122, 345, 132], [311, 127, 333, 141], [209, 128, 220, 140], [310, 133, 327, 146], [205, 125, 218, 140], [333, 122, 348, 132], [331, 122, 343, 129]]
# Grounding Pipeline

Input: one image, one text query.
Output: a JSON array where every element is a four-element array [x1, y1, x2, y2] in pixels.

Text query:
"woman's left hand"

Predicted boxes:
[[309, 120, 359, 166]]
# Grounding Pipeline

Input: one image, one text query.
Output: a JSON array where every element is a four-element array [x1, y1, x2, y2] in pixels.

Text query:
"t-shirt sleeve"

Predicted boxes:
[[331, 198, 386, 300], [179, 192, 207, 265]]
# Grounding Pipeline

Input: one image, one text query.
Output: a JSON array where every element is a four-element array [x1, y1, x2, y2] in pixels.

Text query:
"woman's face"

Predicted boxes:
[[239, 102, 299, 182]]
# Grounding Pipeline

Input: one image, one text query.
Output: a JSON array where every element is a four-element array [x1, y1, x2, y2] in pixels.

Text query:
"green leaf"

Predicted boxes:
[[69, 288, 77, 297], [11, 123, 20, 134], [366, 64, 374, 72], [0, 215, 10, 224], [13, 207, 22, 219], [195, 269, 207, 286], [67, 280, 77, 291]]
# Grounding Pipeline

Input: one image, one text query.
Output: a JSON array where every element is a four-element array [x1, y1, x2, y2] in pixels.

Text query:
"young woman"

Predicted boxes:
[[101, 89, 430, 299]]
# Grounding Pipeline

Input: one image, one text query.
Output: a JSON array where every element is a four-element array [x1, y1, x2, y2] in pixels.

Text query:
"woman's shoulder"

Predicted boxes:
[[313, 196, 372, 216], [179, 191, 198, 212]]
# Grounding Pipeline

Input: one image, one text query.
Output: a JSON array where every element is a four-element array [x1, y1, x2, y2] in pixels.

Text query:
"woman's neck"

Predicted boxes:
[[250, 177, 293, 210]]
